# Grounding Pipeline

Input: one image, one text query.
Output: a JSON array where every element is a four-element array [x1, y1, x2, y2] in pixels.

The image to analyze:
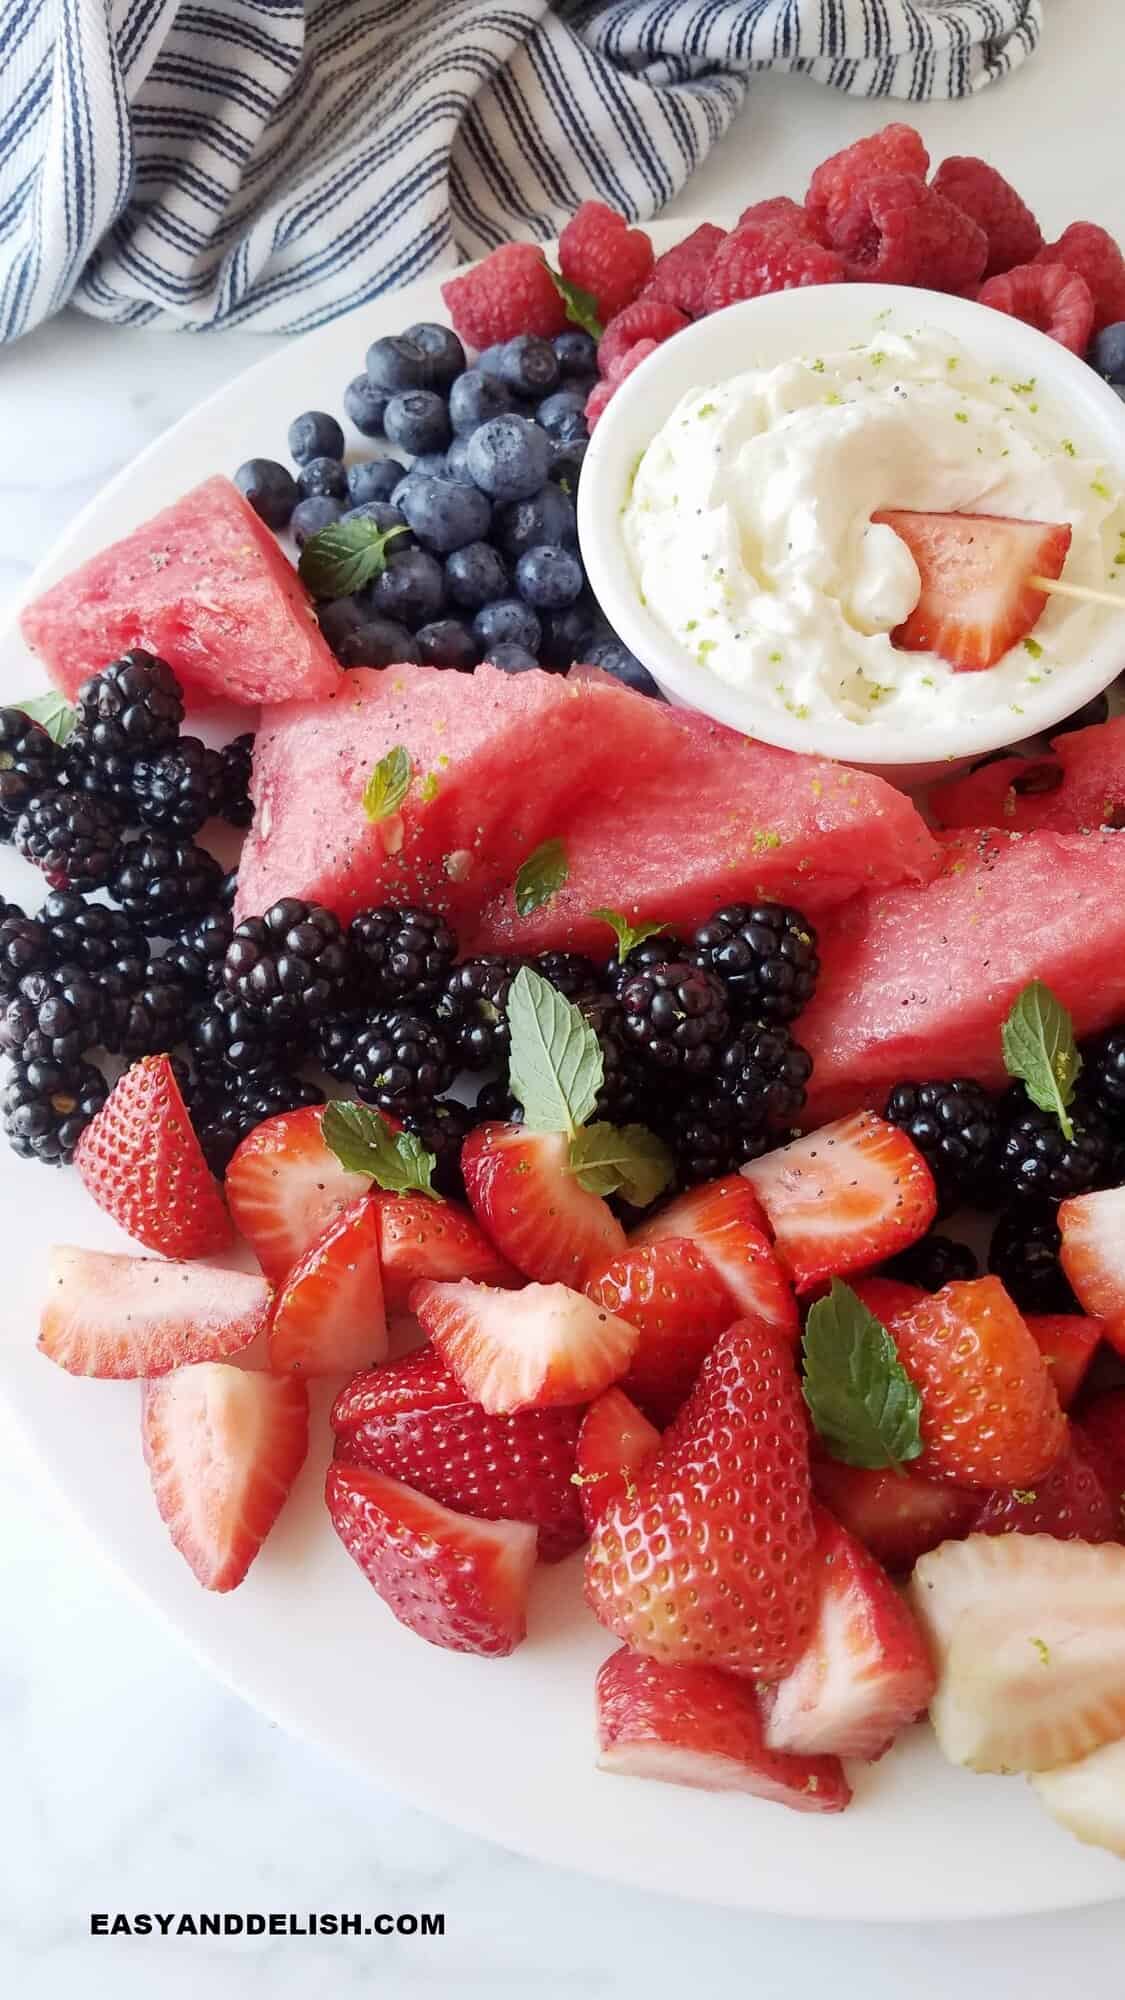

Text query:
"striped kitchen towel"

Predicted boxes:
[[0, 0, 1042, 343]]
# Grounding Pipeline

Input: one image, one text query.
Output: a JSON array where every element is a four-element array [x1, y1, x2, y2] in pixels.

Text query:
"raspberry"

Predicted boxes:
[[597, 300, 688, 379], [829, 174, 987, 292], [585, 379, 616, 431], [441, 244, 567, 348], [558, 201, 653, 322], [701, 231, 845, 314], [805, 122, 929, 236], [638, 224, 726, 317], [735, 197, 825, 246], [977, 262, 1095, 356], [929, 156, 1043, 278], [607, 337, 659, 386], [1035, 222, 1125, 333]]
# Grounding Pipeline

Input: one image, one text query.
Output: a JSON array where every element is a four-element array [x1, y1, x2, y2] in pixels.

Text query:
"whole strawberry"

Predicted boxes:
[[74, 1052, 231, 1258]]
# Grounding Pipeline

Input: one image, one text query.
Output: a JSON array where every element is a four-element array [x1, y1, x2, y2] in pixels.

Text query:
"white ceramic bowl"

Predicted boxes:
[[577, 284, 1125, 777]]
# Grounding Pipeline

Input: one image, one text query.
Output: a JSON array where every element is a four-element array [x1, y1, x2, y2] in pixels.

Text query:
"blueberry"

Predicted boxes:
[[515, 544, 585, 611], [383, 391, 452, 457], [367, 547, 445, 629], [1093, 321, 1125, 384], [448, 370, 514, 437], [342, 500, 414, 546], [291, 495, 345, 546], [298, 456, 348, 501], [445, 541, 509, 612], [403, 322, 467, 392], [410, 451, 454, 482], [395, 474, 491, 554], [415, 619, 480, 670], [548, 438, 588, 491], [536, 389, 589, 438], [334, 610, 420, 668], [488, 643, 541, 673], [234, 459, 298, 530], [473, 599, 542, 655], [366, 333, 429, 393], [498, 334, 560, 399], [586, 636, 662, 698], [346, 457, 406, 507], [344, 375, 391, 437], [445, 435, 474, 482], [494, 484, 577, 558], [477, 344, 507, 378], [541, 598, 598, 669], [317, 596, 366, 658], [553, 330, 598, 377], [288, 410, 345, 465], [465, 416, 551, 502]]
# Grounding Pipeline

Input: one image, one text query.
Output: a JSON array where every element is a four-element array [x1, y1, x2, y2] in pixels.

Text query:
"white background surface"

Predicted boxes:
[[4, 3, 1125, 1988]]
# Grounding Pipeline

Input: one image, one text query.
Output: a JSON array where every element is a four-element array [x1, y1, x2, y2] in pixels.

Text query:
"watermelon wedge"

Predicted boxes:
[[932, 716, 1125, 835], [235, 664, 940, 946], [799, 829, 1125, 1120], [19, 475, 339, 709]]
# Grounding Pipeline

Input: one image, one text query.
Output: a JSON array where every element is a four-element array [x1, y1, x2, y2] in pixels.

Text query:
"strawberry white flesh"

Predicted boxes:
[[908, 1533, 1125, 1773], [141, 1363, 309, 1592], [411, 1278, 639, 1414], [630, 1174, 797, 1341], [871, 509, 1072, 672], [225, 1106, 371, 1284], [462, 1122, 626, 1287], [267, 1196, 387, 1377], [1033, 1737, 1125, 1859], [742, 1112, 936, 1292], [38, 1245, 271, 1379], [1060, 1187, 1125, 1342]]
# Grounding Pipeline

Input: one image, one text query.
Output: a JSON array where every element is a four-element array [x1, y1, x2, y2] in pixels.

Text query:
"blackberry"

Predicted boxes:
[[1, 963, 105, 1067], [351, 1010, 455, 1113], [1, 1054, 109, 1164], [211, 733, 254, 828], [996, 1091, 1113, 1203], [111, 833, 224, 933], [1080, 1030, 1125, 1123], [130, 736, 220, 835], [437, 957, 519, 1069], [884, 1079, 999, 1214], [603, 931, 682, 998], [535, 951, 599, 1001], [658, 1077, 771, 1188], [719, 1022, 812, 1130], [160, 909, 233, 997], [989, 1204, 1078, 1314], [195, 1070, 326, 1178], [349, 906, 457, 1008], [476, 1078, 520, 1123], [310, 1008, 366, 1081], [189, 988, 293, 1082], [224, 898, 352, 1033], [100, 955, 193, 1058], [0, 907, 52, 993], [883, 1234, 979, 1292], [577, 991, 647, 1122], [401, 1098, 476, 1198], [217, 868, 238, 910], [619, 963, 729, 1077], [15, 788, 125, 888], [34, 889, 145, 974], [0, 708, 62, 834], [66, 650, 184, 800], [691, 903, 819, 1026]]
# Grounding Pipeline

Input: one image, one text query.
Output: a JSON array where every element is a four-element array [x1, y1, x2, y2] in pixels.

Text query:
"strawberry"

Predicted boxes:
[[372, 1191, 519, 1312], [141, 1363, 309, 1592], [762, 1505, 936, 1762], [870, 509, 1072, 672], [1034, 1737, 1125, 1859], [630, 1174, 797, 1342], [1026, 1313, 1103, 1409], [38, 1244, 271, 1379], [585, 1319, 818, 1679], [595, 1647, 850, 1813], [810, 1455, 977, 1573], [1074, 1390, 1125, 1524], [410, 1277, 638, 1415], [267, 1196, 386, 1377], [74, 1054, 231, 1259], [585, 1236, 735, 1419], [225, 1105, 371, 1284], [461, 1123, 625, 1287], [325, 1461, 536, 1656], [849, 1275, 926, 1321], [1059, 1187, 1125, 1347], [331, 1345, 585, 1561], [908, 1533, 1125, 1772], [741, 1112, 937, 1294], [573, 1386, 661, 1532], [971, 1436, 1118, 1544]]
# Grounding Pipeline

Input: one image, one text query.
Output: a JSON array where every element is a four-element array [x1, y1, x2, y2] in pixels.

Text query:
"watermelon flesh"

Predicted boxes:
[[931, 716, 1125, 835], [799, 830, 1125, 1120], [235, 663, 940, 946], [19, 475, 340, 710]]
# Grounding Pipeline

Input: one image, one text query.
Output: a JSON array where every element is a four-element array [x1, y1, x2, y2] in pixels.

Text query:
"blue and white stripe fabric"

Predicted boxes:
[[0, 0, 1042, 343]]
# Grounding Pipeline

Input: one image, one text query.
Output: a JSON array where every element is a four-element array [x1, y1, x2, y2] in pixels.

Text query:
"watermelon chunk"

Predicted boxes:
[[799, 829, 1125, 1120], [932, 716, 1125, 835], [235, 663, 940, 945], [19, 475, 339, 709]]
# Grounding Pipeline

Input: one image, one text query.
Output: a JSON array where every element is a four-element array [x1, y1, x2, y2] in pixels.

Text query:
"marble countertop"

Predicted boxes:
[[6, 11, 1125, 1990]]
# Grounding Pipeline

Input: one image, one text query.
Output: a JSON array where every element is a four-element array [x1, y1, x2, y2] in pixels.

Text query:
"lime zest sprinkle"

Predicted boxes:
[[1023, 637, 1044, 660]]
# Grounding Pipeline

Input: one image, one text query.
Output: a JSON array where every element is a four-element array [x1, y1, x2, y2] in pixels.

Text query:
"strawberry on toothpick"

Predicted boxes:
[[872, 508, 1084, 671]]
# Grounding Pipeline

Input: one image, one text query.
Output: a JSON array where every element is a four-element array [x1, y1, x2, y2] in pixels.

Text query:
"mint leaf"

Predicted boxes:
[[547, 266, 604, 340], [802, 1280, 923, 1470], [300, 518, 408, 600], [363, 745, 413, 823], [589, 909, 672, 964], [321, 1100, 441, 1199], [1002, 980, 1081, 1142], [14, 690, 76, 746], [515, 837, 569, 919], [568, 1121, 674, 1207], [506, 966, 602, 1137]]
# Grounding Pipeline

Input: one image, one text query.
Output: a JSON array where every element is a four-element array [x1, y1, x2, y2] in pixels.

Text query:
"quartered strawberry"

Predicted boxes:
[[742, 1112, 936, 1294], [38, 1244, 271, 1379], [461, 1122, 625, 1288], [267, 1197, 387, 1377], [225, 1105, 371, 1284], [810, 1456, 977, 1573], [372, 1190, 519, 1312], [849, 1275, 927, 1322], [1074, 1390, 1125, 1526], [762, 1505, 936, 1762], [909, 1533, 1125, 1772], [325, 1461, 536, 1656], [585, 1319, 818, 1679], [1059, 1187, 1125, 1347], [330, 1345, 585, 1562], [595, 1647, 851, 1812], [971, 1435, 1118, 1543], [630, 1174, 797, 1342], [585, 1236, 735, 1419], [870, 509, 1072, 672], [1034, 1737, 1125, 1859], [574, 1386, 661, 1532], [1026, 1313, 1103, 1408], [141, 1363, 309, 1592], [74, 1054, 231, 1259], [410, 1277, 638, 1415]]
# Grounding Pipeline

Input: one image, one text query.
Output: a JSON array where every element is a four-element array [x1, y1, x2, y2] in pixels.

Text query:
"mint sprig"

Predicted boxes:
[[568, 1121, 673, 1207], [506, 966, 602, 1137], [547, 267, 603, 340], [300, 517, 408, 600], [515, 838, 569, 918], [321, 1101, 441, 1199], [589, 909, 671, 964], [802, 1280, 923, 1471], [1001, 980, 1081, 1141], [363, 745, 413, 823], [14, 690, 76, 746]]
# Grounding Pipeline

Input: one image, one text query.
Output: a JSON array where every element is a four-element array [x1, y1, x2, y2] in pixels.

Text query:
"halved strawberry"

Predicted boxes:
[[331, 1345, 585, 1561], [410, 1278, 638, 1414], [225, 1106, 371, 1284], [1027, 1313, 1103, 1409], [38, 1245, 271, 1379], [741, 1113, 936, 1294], [762, 1505, 936, 1762], [971, 1435, 1118, 1543], [1060, 1188, 1125, 1347], [74, 1054, 231, 1259], [585, 1236, 735, 1419], [574, 1386, 661, 1532], [372, 1191, 519, 1312], [630, 1174, 797, 1342], [870, 509, 1072, 672], [325, 1461, 536, 1656], [461, 1122, 625, 1287], [141, 1363, 309, 1592], [810, 1455, 977, 1573], [267, 1197, 387, 1377], [595, 1647, 850, 1813], [1034, 1737, 1125, 1858]]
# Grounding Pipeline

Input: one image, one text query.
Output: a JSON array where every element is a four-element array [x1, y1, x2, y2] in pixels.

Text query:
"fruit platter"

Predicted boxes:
[[8, 130, 1125, 1919]]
